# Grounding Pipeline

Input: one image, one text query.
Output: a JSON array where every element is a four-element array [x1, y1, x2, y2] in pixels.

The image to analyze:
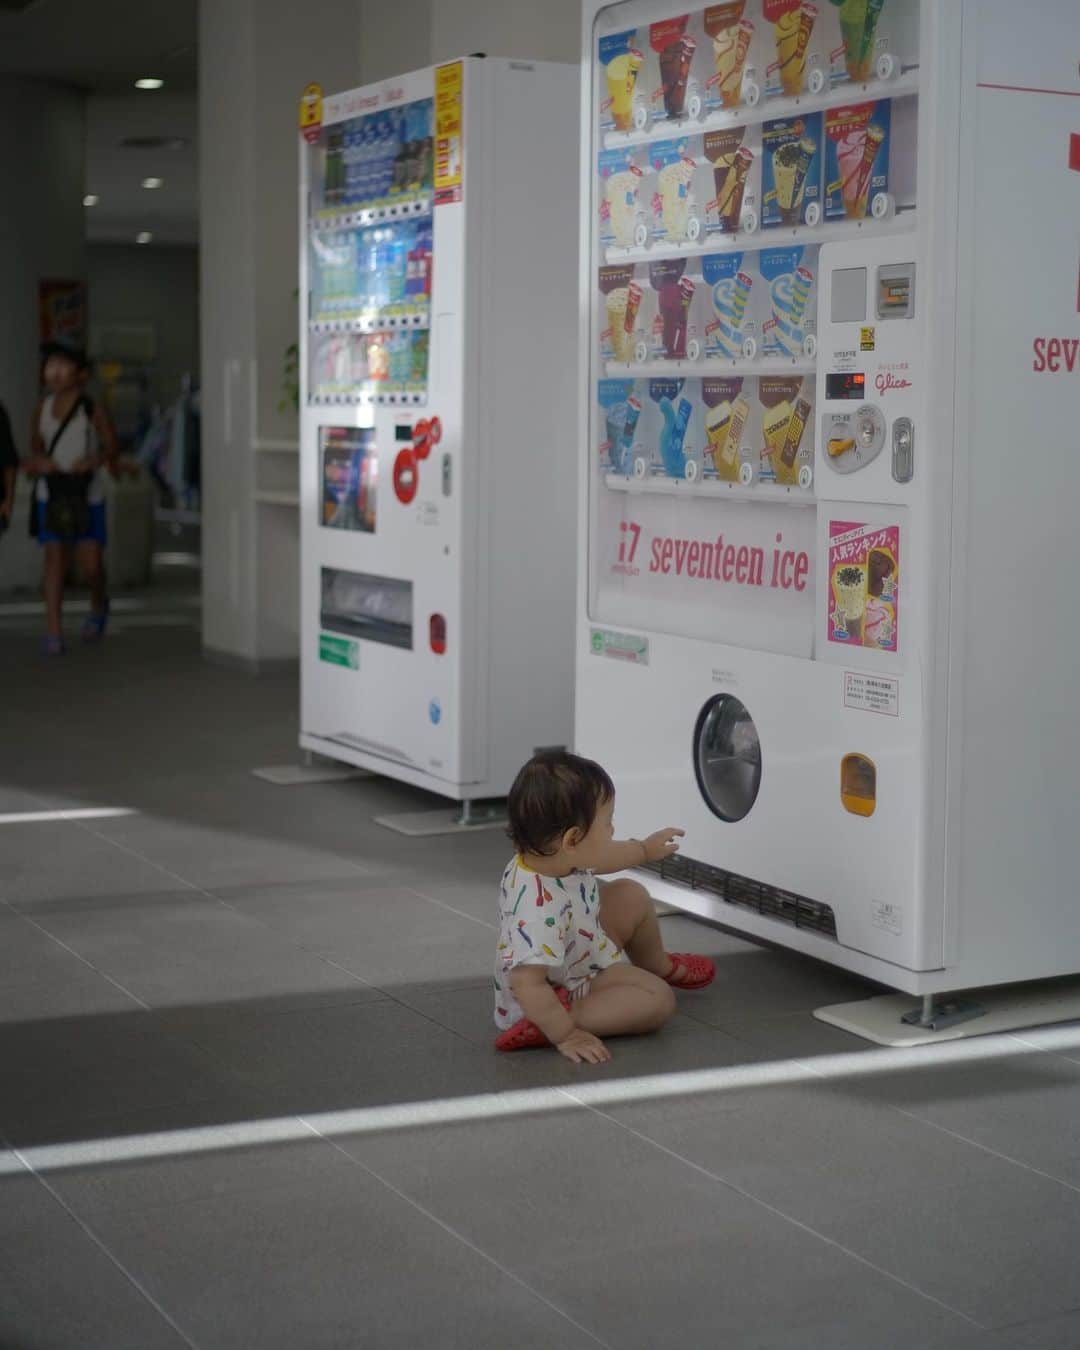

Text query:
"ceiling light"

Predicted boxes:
[[141, 177, 164, 190], [136, 232, 153, 245], [83, 194, 99, 207], [135, 77, 164, 90]]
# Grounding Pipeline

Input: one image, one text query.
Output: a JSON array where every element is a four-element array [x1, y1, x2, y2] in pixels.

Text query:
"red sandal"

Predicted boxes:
[[494, 987, 572, 1052], [663, 952, 716, 991]]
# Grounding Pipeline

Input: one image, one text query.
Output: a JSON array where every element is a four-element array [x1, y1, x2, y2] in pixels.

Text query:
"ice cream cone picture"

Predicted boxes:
[[833, 0, 886, 84], [605, 288, 633, 362], [714, 146, 753, 230], [773, 140, 813, 224], [657, 158, 696, 240], [606, 50, 644, 130], [712, 19, 754, 109]]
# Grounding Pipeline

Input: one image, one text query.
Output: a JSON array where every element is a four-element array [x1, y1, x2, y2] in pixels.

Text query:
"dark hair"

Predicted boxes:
[[507, 750, 614, 857]]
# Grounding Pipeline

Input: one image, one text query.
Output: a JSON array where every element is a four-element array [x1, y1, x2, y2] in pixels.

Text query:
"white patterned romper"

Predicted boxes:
[[493, 857, 625, 1031]]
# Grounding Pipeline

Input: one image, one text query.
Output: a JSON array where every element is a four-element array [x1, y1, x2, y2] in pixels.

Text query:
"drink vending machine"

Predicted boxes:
[[576, 0, 1080, 1022], [299, 58, 579, 804]]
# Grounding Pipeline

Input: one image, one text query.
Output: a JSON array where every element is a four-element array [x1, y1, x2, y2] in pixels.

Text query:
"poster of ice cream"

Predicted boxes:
[[763, 0, 819, 98], [703, 3, 756, 113], [598, 29, 646, 131], [758, 246, 816, 358], [758, 376, 814, 486], [703, 253, 755, 360], [703, 127, 756, 237], [598, 147, 648, 249], [598, 378, 643, 475], [650, 138, 701, 244], [646, 15, 700, 128], [762, 113, 823, 228], [598, 265, 642, 364], [827, 520, 899, 651], [648, 259, 699, 362], [824, 100, 891, 219], [702, 376, 750, 482], [822, 0, 889, 86]]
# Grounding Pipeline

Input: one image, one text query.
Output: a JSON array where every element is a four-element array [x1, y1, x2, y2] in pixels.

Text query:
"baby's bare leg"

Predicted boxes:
[[571, 964, 675, 1038], [598, 877, 672, 978]]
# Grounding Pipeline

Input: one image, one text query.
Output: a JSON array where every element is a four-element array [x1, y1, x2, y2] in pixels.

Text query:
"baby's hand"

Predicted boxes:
[[556, 1029, 611, 1064], [643, 826, 684, 863]]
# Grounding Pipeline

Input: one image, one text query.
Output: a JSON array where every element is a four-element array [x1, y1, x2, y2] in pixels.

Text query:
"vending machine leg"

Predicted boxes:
[[901, 993, 986, 1033]]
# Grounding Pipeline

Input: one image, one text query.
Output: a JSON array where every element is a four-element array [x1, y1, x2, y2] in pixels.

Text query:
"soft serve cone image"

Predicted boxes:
[[606, 50, 644, 130], [713, 19, 754, 108]]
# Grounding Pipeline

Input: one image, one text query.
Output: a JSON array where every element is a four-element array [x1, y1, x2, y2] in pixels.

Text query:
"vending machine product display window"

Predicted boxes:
[[576, 0, 1080, 1018], [300, 58, 580, 802]]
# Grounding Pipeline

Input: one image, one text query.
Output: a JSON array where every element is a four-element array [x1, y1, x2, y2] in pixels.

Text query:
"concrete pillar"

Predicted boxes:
[[0, 78, 86, 454]]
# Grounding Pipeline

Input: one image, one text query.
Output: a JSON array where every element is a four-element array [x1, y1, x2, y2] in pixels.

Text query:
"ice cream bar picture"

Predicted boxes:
[[780, 398, 811, 468]]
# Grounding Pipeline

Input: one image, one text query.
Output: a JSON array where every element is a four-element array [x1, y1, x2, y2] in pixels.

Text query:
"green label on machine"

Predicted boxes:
[[589, 628, 649, 666], [319, 634, 359, 669]]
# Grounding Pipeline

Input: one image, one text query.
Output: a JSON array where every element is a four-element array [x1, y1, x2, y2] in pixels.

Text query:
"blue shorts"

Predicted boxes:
[[37, 501, 107, 546]]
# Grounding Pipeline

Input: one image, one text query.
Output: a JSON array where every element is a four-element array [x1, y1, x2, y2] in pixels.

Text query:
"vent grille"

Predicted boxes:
[[643, 853, 838, 941]]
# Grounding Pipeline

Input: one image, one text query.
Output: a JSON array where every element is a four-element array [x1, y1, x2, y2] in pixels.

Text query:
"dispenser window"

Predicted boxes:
[[693, 695, 762, 823], [841, 753, 877, 817], [877, 263, 915, 319], [831, 268, 867, 323]]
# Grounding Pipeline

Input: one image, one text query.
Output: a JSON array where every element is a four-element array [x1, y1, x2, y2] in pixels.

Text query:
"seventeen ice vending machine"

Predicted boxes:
[[576, 0, 1080, 1012], [300, 58, 579, 803]]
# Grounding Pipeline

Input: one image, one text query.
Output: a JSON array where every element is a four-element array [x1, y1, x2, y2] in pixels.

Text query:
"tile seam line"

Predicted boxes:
[[69, 819, 391, 1000], [564, 1089, 987, 1332], [795, 1049, 1080, 1198], [7, 1148, 202, 1350], [296, 1115, 615, 1350], [70, 819, 503, 1044], [0, 899, 150, 1010]]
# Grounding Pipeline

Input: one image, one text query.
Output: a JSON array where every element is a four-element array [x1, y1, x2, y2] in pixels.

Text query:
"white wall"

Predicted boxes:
[[430, 0, 581, 64], [87, 243, 200, 408], [0, 78, 86, 453]]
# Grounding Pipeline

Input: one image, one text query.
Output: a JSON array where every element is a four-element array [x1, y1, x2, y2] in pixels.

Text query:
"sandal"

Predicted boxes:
[[42, 634, 65, 658], [663, 952, 716, 991], [494, 987, 572, 1052], [81, 597, 110, 643]]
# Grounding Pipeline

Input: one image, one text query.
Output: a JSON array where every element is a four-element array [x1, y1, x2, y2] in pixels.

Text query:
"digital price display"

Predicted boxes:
[[826, 371, 866, 401]]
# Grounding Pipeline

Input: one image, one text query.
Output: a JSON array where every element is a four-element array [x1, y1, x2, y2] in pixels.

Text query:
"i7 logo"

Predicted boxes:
[[617, 519, 641, 566]]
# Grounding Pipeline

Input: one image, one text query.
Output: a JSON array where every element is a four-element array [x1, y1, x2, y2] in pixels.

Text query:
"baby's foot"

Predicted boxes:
[[662, 952, 716, 990]]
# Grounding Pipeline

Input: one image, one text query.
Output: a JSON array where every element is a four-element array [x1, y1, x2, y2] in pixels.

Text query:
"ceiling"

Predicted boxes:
[[0, 0, 198, 246], [0, 0, 196, 94]]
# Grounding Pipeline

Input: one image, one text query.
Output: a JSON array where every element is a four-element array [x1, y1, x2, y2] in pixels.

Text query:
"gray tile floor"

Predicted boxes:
[[3, 582, 1080, 1348]]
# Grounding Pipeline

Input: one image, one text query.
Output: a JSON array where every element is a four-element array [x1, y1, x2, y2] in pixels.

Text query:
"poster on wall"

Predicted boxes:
[[827, 520, 899, 652], [39, 280, 87, 349]]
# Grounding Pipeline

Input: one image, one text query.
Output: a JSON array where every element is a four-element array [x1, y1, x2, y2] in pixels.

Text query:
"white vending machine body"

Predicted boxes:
[[576, 0, 1080, 995], [300, 57, 579, 801]]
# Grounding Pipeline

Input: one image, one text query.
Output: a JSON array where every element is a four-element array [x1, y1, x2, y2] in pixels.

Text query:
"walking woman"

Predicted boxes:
[[24, 343, 118, 656]]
